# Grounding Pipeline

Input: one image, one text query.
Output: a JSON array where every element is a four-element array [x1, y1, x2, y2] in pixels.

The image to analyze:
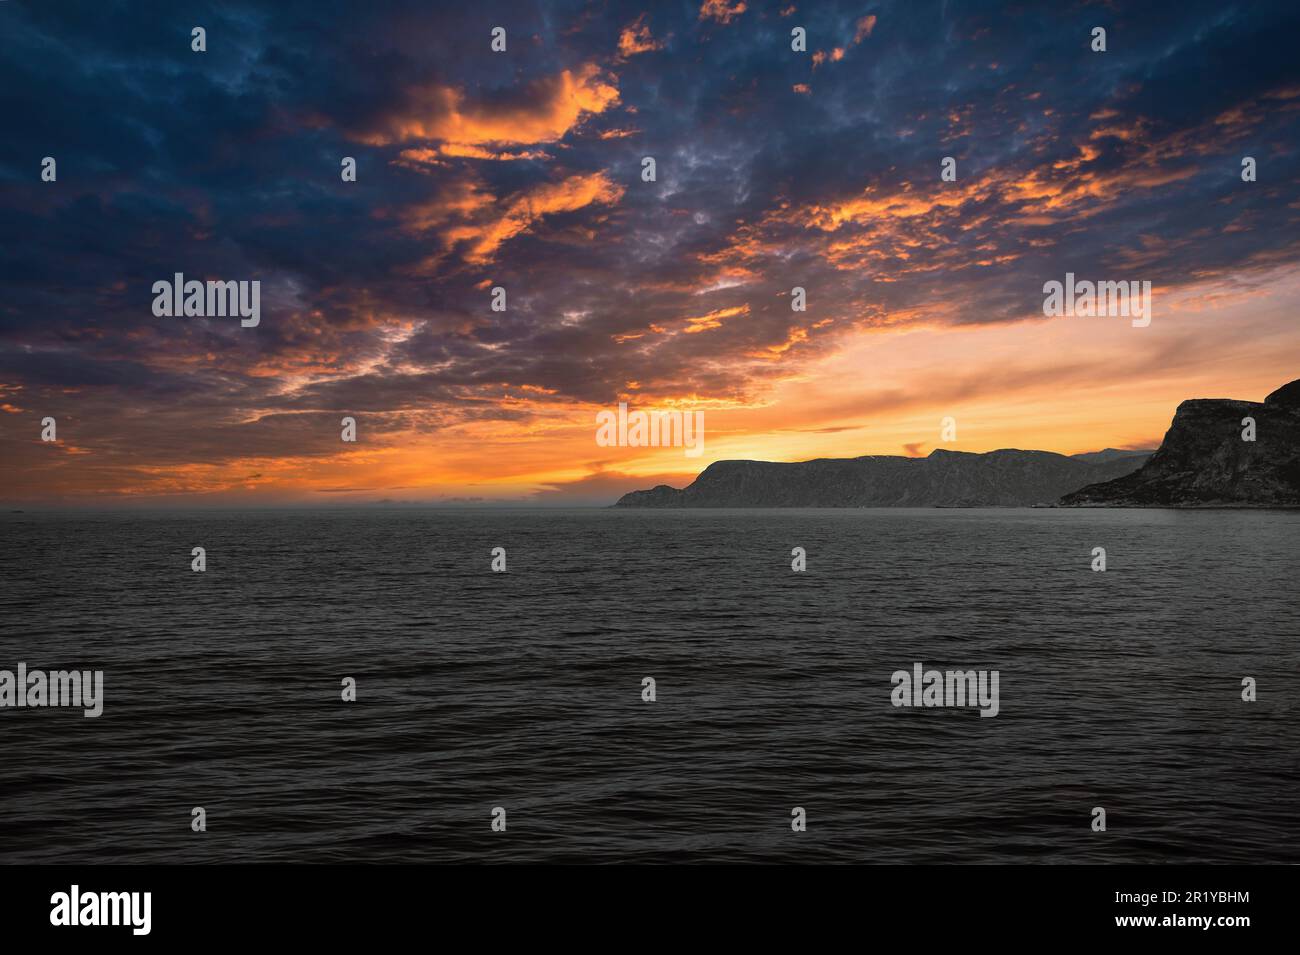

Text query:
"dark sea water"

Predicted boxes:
[[1, 507, 1297, 864]]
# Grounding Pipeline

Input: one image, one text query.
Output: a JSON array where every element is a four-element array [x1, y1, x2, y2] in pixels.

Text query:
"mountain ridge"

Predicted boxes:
[[1061, 377, 1300, 506], [615, 446, 1153, 508]]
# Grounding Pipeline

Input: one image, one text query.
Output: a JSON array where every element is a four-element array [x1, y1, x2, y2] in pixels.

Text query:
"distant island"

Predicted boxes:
[[615, 376, 1300, 508], [615, 448, 1154, 508]]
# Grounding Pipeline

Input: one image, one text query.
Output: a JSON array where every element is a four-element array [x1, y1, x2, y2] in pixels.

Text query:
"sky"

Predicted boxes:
[[1, 0, 1298, 506]]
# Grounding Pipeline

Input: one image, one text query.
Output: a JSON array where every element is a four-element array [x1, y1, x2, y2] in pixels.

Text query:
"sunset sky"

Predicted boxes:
[[2, 0, 1298, 506]]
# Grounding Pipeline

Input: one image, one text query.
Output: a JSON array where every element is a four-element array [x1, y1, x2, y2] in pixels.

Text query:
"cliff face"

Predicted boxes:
[[615, 448, 1150, 508], [1061, 378, 1300, 506]]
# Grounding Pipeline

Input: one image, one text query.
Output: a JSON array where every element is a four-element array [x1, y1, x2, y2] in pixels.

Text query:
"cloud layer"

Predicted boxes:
[[1, 0, 1298, 504]]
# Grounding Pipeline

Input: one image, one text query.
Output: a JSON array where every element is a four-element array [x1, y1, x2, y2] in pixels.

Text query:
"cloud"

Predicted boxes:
[[2, 0, 1299, 504], [434, 171, 626, 264], [400, 144, 551, 163], [356, 63, 620, 148], [618, 14, 665, 58], [683, 304, 749, 334], [699, 1, 747, 26]]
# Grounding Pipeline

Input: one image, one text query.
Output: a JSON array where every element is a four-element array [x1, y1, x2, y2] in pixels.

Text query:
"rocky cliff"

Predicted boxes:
[[615, 448, 1151, 508], [1061, 378, 1300, 506]]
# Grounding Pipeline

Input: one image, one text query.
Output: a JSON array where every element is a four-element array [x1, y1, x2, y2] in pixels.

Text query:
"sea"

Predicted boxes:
[[1, 507, 1297, 864]]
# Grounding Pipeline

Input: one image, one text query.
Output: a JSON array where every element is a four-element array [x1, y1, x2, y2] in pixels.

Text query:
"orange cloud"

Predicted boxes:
[[618, 14, 664, 57], [400, 175, 497, 232], [806, 184, 977, 230], [751, 326, 809, 359], [442, 171, 626, 263], [684, 304, 749, 333], [854, 15, 877, 43], [359, 63, 619, 148], [700, 1, 747, 25], [409, 144, 550, 162]]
